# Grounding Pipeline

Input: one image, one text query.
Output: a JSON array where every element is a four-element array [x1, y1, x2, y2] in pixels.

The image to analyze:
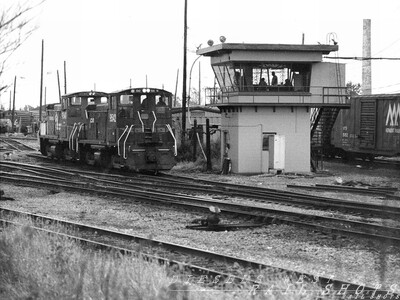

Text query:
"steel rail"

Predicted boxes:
[[24, 154, 400, 217], [0, 138, 38, 151], [159, 173, 400, 218], [0, 217, 247, 287], [1, 207, 397, 298], [1, 173, 400, 246]]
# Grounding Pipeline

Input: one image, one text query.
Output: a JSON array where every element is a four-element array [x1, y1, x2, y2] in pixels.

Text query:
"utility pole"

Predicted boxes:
[[181, 0, 188, 142], [64, 60, 67, 94], [198, 61, 201, 105], [174, 69, 179, 107], [39, 39, 44, 122], [57, 70, 61, 102], [11, 76, 16, 132], [9, 90, 11, 112]]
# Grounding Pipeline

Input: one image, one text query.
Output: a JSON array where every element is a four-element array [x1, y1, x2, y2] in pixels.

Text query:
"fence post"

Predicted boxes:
[[192, 119, 197, 161], [206, 118, 212, 171]]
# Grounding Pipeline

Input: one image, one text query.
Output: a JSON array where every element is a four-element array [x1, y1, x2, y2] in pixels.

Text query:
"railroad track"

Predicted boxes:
[[24, 153, 400, 220], [1, 161, 400, 247], [1, 207, 397, 298], [0, 137, 38, 152]]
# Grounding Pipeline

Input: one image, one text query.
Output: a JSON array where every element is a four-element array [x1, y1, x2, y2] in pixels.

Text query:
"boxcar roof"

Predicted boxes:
[[351, 93, 400, 100]]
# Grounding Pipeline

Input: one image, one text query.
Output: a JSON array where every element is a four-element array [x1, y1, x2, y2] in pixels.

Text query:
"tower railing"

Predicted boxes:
[[204, 86, 349, 106]]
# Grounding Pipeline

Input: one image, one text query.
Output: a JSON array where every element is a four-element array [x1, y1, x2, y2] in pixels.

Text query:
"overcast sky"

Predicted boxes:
[[1, 0, 400, 109]]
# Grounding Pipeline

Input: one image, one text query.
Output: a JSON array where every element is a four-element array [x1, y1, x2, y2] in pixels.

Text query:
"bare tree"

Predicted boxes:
[[346, 81, 362, 96], [0, 0, 44, 94]]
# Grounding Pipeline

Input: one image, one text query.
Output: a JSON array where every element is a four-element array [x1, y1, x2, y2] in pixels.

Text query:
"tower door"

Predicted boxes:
[[262, 132, 276, 173]]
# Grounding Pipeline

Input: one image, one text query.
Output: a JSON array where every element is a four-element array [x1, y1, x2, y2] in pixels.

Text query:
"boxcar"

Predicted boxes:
[[330, 93, 400, 160]]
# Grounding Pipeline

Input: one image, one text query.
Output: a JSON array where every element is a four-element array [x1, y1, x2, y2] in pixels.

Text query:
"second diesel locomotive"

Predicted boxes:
[[39, 88, 177, 172]]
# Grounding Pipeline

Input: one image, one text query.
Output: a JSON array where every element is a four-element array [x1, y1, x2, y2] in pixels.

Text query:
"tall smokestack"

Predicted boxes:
[[362, 19, 371, 95]]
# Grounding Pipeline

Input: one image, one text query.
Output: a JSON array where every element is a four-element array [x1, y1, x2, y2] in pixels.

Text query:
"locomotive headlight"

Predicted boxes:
[[142, 88, 150, 93]]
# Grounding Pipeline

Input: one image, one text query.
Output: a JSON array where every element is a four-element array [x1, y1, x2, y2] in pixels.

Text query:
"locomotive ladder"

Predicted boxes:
[[310, 107, 341, 171]]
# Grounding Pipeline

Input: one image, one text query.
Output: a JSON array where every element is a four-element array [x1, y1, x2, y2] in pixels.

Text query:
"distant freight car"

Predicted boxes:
[[330, 93, 400, 160]]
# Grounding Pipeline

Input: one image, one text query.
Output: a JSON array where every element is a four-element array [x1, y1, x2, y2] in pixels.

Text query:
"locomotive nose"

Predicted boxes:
[[146, 151, 157, 162]]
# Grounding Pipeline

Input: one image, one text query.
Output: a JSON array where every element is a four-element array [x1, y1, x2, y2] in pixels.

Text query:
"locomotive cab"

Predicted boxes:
[[110, 88, 177, 172], [39, 91, 108, 160]]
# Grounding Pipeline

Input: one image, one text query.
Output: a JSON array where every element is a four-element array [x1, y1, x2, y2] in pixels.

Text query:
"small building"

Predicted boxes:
[[197, 43, 349, 173], [171, 106, 221, 146]]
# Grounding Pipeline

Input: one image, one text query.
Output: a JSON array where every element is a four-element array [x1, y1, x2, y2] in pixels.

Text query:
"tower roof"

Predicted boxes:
[[197, 43, 338, 57]]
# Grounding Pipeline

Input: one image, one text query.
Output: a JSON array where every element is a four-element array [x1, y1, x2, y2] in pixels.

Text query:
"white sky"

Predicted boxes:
[[1, 0, 400, 109]]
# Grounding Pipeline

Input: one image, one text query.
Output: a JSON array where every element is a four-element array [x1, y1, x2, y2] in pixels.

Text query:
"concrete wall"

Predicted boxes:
[[310, 62, 345, 87], [222, 106, 310, 173]]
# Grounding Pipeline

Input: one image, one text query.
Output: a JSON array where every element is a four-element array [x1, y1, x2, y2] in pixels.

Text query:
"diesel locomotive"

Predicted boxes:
[[39, 88, 177, 172]]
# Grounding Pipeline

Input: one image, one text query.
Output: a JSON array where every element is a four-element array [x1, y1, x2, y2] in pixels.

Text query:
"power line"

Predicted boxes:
[[373, 82, 400, 90], [372, 37, 400, 56]]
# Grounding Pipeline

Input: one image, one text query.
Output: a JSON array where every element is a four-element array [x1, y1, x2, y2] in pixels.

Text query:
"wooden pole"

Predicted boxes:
[[57, 70, 61, 102], [64, 60, 67, 94], [181, 0, 187, 142], [198, 61, 201, 105], [9, 90, 11, 112], [11, 75, 16, 132], [206, 118, 212, 171], [192, 119, 197, 161], [39, 39, 44, 122], [174, 69, 179, 107]]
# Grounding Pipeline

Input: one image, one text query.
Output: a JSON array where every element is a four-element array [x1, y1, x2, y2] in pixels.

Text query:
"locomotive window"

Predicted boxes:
[[141, 94, 155, 109], [100, 97, 107, 103], [120, 95, 133, 105], [88, 97, 95, 105], [71, 97, 82, 105]]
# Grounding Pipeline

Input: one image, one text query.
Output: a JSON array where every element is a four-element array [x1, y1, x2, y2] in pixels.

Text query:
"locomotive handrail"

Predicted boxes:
[[137, 111, 144, 132], [166, 124, 177, 156], [117, 125, 129, 156], [123, 125, 134, 159], [69, 123, 78, 151], [75, 123, 84, 153], [72, 123, 81, 151], [152, 111, 157, 132]]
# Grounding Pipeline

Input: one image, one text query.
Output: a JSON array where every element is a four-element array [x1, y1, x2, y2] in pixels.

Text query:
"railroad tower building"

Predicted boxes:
[[197, 43, 349, 173]]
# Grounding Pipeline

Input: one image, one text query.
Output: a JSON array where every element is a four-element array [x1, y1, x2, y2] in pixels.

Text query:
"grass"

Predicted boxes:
[[0, 218, 331, 300]]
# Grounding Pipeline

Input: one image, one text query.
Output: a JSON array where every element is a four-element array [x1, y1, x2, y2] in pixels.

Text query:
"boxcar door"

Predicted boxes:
[[359, 100, 376, 149]]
